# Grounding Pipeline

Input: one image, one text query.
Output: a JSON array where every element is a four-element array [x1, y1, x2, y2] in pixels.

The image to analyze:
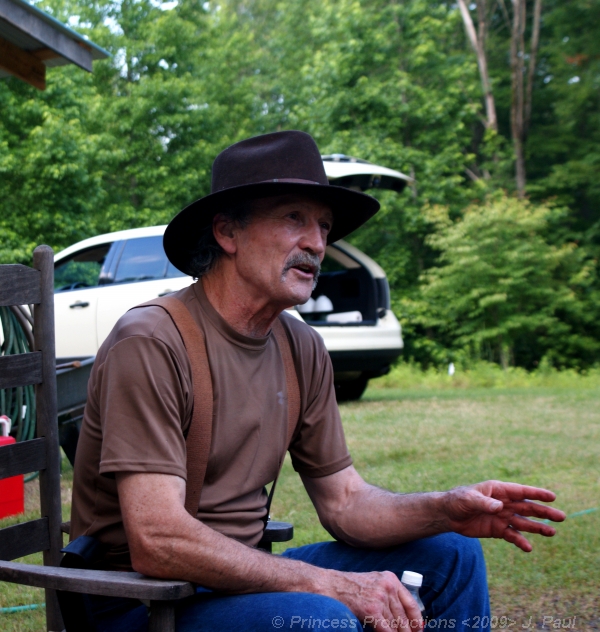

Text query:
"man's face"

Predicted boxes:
[[229, 195, 333, 309]]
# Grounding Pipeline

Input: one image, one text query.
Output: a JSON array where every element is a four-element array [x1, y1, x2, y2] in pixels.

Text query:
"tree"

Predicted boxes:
[[407, 194, 599, 369], [233, 0, 486, 294], [526, 0, 600, 247], [457, 0, 543, 196], [456, 0, 498, 133], [1, 0, 598, 371], [0, 0, 267, 261]]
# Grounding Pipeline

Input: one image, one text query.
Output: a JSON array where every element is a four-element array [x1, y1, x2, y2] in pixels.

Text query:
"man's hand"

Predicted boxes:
[[441, 481, 566, 552], [327, 570, 423, 631]]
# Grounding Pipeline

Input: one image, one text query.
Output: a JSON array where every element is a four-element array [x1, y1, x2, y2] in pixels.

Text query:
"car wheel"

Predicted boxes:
[[334, 375, 369, 402]]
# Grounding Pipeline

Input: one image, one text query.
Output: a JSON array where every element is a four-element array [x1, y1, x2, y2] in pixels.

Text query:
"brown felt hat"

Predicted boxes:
[[164, 131, 380, 275]]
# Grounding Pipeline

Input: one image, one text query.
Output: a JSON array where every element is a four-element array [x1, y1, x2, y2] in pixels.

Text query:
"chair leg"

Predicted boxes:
[[45, 587, 65, 632], [149, 601, 175, 632]]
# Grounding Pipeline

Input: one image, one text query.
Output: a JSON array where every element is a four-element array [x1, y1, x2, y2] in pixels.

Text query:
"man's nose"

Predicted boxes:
[[299, 218, 327, 256]]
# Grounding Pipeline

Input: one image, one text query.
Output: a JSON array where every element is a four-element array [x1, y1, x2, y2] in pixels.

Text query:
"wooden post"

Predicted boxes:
[[33, 246, 64, 632], [149, 601, 176, 632]]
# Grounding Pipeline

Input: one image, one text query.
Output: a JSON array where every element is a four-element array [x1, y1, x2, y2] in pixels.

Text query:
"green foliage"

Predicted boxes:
[[371, 358, 600, 391], [0, 73, 107, 263], [525, 0, 600, 240], [400, 194, 600, 369], [0, 0, 598, 370]]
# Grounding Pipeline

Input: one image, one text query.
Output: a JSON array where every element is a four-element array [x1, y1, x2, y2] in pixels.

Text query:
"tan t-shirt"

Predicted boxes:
[[70, 281, 351, 569]]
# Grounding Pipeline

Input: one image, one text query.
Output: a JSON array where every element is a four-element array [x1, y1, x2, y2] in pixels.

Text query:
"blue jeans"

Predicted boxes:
[[89, 533, 490, 631]]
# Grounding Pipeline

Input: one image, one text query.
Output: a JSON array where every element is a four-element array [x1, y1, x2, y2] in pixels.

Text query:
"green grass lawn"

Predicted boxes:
[[2, 383, 599, 630]]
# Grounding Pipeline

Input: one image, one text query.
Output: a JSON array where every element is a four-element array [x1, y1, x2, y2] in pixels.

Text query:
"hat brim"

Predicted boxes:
[[164, 181, 380, 276]]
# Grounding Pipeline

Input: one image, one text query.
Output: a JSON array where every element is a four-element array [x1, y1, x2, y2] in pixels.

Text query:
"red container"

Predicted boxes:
[[0, 435, 24, 519]]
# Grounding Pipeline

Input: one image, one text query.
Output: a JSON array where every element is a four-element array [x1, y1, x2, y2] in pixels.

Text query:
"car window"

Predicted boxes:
[[320, 255, 347, 273], [165, 261, 187, 278], [54, 244, 111, 292], [114, 236, 169, 284]]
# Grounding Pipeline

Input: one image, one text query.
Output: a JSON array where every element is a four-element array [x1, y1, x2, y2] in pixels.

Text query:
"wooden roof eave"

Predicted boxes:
[[0, 0, 109, 90]]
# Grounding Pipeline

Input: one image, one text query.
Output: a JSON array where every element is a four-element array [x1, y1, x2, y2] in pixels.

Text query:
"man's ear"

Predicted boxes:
[[213, 214, 238, 255]]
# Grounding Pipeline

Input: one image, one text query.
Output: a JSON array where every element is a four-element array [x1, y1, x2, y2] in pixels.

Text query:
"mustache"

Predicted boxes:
[[282, 252, 321, 284]]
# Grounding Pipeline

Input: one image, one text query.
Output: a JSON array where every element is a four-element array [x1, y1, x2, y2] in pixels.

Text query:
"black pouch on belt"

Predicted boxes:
[[57, 535, 107, 632]]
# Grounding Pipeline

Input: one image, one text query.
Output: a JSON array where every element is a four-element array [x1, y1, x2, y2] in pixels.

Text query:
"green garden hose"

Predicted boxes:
[[0, 305, 38, 481], [0, 603, 45, 614]]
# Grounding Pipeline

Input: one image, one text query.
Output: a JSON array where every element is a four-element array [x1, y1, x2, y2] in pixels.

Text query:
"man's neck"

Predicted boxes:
[[201, 273, 285, 339]]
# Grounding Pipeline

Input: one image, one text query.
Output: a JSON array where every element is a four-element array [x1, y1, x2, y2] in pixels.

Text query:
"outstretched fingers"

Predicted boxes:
[[488, 481, 558, 503], [506, 514, 558, 537], [502, 499, 566, 523], [501, 526, 533, 552]]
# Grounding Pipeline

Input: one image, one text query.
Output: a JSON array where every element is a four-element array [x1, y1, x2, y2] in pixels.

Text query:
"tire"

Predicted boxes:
[[334, 375, 369, 402]]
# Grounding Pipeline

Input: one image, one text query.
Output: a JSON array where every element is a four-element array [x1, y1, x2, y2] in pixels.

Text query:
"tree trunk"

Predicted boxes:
[[510, 0, 526, 197], [524, 0, 543, 140], [457, 0, 498, 132]]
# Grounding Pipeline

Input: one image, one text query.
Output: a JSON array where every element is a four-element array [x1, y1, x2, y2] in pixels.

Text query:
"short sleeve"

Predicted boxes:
[[96, 335, 193, 479]]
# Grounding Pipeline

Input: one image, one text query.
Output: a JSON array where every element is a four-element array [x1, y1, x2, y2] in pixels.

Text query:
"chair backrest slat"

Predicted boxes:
[[0, 438, 47, 479], [0, 352, 43, 389], [0, 247, 64, 631], [0, 518, 50, 561], [0, 265, 42, 307]]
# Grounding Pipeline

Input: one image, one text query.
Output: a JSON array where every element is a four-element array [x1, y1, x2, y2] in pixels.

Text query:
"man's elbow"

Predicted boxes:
[[128, 530, 175, 578], [317, 508, 363, 548], [322, 521, 366, 548]]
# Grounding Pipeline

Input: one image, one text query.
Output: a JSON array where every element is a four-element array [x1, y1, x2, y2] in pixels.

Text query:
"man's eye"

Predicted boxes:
[[321, 222, 332, 232]]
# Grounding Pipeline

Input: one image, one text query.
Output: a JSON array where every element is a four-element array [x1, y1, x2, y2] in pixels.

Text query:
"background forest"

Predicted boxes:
[[1, 0, 599, 371]]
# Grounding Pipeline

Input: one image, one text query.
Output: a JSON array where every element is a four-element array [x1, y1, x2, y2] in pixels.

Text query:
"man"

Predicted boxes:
[[70, 131, 565, 631]]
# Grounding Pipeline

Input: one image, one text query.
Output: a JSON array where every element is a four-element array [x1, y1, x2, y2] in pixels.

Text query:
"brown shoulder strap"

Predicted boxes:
[[134, 296, 213, 517]]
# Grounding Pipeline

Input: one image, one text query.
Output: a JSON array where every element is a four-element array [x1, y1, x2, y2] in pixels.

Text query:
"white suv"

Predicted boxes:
[[53, 157, 410, 400]]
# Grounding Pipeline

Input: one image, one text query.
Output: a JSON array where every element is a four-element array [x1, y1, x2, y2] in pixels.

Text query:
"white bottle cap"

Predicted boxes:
[[0, 415, 11, 437], [401, 571, 423, 587]]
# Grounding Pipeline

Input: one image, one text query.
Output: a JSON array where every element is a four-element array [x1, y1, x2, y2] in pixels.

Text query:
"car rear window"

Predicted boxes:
[[114, 236, 169, 283]]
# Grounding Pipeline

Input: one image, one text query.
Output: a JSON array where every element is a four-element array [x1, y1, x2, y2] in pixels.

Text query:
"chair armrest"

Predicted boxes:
[[0, 561, 195, 601], [260, 521, 293, 543]]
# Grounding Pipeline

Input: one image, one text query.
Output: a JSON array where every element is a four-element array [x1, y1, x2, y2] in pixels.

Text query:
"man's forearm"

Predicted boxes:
[[302, 467, 451, 548], [118, 471, 336, 595], [304, 468, 565, 551], [325, 486, 449, 548], [132, 510, 332, 593]]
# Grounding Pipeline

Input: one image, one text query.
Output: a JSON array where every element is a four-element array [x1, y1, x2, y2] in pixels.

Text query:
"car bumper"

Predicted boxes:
[[329, 348, 403, 374], [311, 309, 403, 375]]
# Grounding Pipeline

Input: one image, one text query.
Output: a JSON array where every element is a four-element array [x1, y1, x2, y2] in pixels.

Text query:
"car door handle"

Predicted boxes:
[[158, 290, 173, 297], [69, 301, 90, 308]]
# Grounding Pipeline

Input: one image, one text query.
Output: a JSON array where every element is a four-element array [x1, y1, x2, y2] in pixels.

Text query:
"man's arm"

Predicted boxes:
[[116, 472, 424, 628], [301, 466, 566, 551]]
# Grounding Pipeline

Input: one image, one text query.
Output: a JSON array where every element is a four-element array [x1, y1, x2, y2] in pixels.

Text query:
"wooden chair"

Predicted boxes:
[[0, 246, 293, 631], [0, 246, 194, 632]]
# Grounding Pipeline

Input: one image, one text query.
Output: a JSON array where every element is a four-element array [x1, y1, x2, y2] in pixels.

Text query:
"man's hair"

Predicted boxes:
[[187, 200, 255, 278]]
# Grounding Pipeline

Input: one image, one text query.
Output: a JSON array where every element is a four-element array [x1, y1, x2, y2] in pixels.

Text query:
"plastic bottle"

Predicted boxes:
[[401, 570, 425, 613]]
